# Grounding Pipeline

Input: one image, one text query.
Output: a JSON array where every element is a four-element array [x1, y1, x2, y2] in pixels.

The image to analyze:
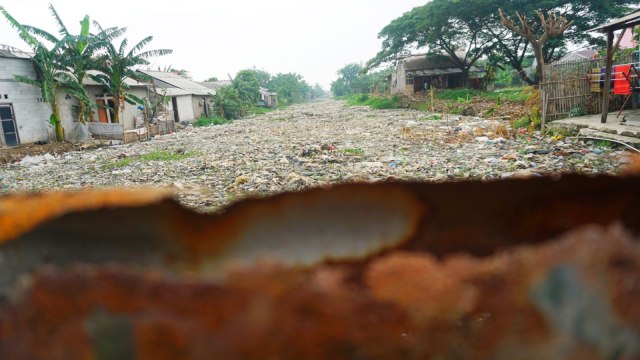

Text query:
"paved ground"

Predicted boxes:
[[0, 100, 631, 211]]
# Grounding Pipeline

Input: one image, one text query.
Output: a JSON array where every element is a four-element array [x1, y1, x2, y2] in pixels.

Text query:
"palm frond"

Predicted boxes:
[[22, 25, 59, 44], [137, 49, 173, 59], [124, 93, 144, 105], [14, 75, 42, 88], [118, 38, 129, 56], [92, 20, 105, 33], [99, 26, 127, 41], [48, 3, 69, 37], [0, 6, 41, 49], [127, 36, 153, 57]]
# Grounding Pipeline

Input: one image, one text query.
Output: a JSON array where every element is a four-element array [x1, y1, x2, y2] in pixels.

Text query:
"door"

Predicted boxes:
[[96, 100, 109, 123], [172, 97, 180, 122], [0, 105, 19, 147]]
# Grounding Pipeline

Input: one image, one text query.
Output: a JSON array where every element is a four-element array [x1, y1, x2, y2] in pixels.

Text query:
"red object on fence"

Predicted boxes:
[[614, 64, 632, 95]]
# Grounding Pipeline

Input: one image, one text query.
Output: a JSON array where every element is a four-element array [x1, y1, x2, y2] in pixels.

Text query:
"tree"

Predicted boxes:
[[204, 76, 219, 82], [311, 83, 327, 99], [22, 5, 125, 125], [366, 0, 497, 86], [331, 63, 391, 96], [499, 10, 572, 83], [232, 70, 260, 115], [91, 33, 172, 123], [368, 0, 636, 85], [211, 85, 243, 120], [268, 73, 311, 105], [331, 63, 366, 96]]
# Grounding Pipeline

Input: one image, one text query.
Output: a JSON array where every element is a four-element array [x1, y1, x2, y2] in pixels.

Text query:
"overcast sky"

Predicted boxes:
[[0, 0, 426, 89]]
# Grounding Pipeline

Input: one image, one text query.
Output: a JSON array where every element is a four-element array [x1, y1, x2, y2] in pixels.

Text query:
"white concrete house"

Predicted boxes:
[[138, 70, 214, 122], [0, 46, 53, 147]]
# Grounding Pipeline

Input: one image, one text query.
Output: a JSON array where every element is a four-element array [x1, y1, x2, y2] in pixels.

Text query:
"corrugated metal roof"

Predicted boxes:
[[402, 54, 485, 73], [138, 70, 213, 96], [0, 45, 32, 59], [83, 70, 147, 87], [589, 9, 640, 32], [406, 66, 484, 77], [157, 87, 191, 97], [201, 81, 232, 90]]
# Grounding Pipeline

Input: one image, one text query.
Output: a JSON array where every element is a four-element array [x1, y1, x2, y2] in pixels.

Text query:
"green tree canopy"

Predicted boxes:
[[331, 63, 392, 96], [367, 0, 636, 85], [267, 73, 311, 105]]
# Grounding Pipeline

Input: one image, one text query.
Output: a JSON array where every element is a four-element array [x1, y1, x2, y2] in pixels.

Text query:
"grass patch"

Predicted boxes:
[[193, 116, 229, 127], [253, 107, 277, 115], [104, 157, 132, 169], [419, 114, 442, 121], [342, 147, 365, 156], [513, 117, 531, 129], [141, 150, 193, 161], [435, 87, 527, 103], [345, 94, 400, 109]]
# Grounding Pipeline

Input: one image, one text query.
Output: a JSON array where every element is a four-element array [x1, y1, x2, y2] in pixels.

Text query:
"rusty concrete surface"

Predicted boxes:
[[0, 175, 639, 359]]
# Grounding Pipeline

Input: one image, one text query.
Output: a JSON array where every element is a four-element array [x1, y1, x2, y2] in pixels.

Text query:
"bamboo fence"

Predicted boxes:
[[541, 53, 635, 120]]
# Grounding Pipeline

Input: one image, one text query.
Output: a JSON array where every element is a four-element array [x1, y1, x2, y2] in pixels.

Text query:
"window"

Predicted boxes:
[[406, 73, 414, 85]]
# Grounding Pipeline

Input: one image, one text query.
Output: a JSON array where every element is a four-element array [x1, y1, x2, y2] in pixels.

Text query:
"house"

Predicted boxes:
[[0, 45, 52, 147], [259, 87, 278, 107], [138, 70, 213, 122], [72, 73, 151, 142], [388, 53, 484, 95], [555, 49, 599, 63]]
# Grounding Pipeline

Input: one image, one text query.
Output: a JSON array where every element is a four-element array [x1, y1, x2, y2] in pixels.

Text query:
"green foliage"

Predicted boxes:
[[422, 114, 442, 121], [204, 76, 219, 82], [367, 0, 636, 86], [433, 88, 527, 103], [90, 23, 172, 123], [331, 63, 392, 96], [141, 150, 192, 161], [267, 73, 311, 105], [311, 83, 327, 99], [345, 94, 400, 109], [193, 116, 229, 127], [569, 106, 585, 118], [104, 157, 132, 169], [514, 117, 531, 129], [211, 85, 244, 120], [233, 70, 261, 113], [210, 69, 268, 120]]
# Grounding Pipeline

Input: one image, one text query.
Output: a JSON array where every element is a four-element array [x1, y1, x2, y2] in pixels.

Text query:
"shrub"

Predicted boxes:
[[514, 117, 531, 129], [141, 150, 192, 161], [193, 117, 229, 127], [345, 94, 399, 109]]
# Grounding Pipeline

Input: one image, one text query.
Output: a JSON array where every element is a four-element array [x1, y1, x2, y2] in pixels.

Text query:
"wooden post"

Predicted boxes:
[[601, 30, 614, 123], [541, 90, 548, 135]]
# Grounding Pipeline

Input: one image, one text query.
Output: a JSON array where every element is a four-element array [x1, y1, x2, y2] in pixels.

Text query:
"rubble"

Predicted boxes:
[[0, 100, 629, 211]]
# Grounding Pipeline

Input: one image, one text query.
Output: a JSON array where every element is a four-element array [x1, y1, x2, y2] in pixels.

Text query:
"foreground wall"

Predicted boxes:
[[0, 175, 639, 359]]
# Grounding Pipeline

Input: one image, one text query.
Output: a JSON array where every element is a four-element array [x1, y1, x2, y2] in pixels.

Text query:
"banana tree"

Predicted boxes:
[[91, 34, 172, 123], [0, 6, 68, 141], [23, 5, 126, 124]]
